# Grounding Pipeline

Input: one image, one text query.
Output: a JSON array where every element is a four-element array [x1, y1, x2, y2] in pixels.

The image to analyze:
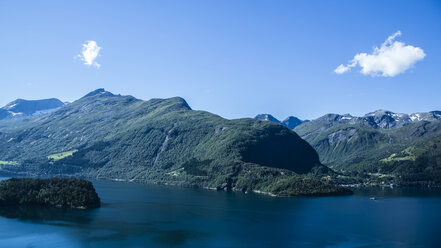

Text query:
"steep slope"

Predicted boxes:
[[0, 89, 348, 196], [294, 111, 441, 185], [0, 98, 64, 119], [0, 109, 9, 120]]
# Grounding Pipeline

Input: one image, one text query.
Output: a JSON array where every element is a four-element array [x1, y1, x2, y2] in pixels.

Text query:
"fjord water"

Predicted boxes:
[[0, 179, 440, 247]]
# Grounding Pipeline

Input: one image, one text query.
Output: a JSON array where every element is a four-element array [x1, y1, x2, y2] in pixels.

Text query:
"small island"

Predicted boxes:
[[0, 178, 100, 209]]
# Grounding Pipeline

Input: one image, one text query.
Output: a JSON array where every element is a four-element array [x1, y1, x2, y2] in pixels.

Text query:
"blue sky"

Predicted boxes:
[[1, 0, 440, 120]]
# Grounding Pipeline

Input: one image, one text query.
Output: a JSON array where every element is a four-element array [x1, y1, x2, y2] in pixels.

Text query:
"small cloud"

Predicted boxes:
[[335, 31, 425, 77], [77, 41, 101, 68], [334, 64, 351, 74]]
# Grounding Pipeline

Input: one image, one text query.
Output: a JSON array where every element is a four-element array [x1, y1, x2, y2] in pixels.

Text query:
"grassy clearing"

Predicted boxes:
[[380, 150, 416, 163], [0, 161, 18, 165], [48, 149, 78, 161], [166, 168, 184, 177]]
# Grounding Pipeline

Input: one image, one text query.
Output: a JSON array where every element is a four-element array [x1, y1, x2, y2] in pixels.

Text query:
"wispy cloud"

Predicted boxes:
[[335, 31, 425, 77], [77, 41, 101, 68]]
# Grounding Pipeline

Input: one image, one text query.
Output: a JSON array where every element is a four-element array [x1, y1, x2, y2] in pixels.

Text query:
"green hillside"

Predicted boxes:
[[294, 116, 441, 185], [0, 89, 349, 196]]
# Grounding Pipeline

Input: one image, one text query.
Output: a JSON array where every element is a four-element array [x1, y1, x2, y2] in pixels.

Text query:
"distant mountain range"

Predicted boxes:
[[0, 98, 64, 120], [255, 114, 308, 130], [256, 110, 441, 131], [0, 89, 349, 197], [255, 110, 441, 185]]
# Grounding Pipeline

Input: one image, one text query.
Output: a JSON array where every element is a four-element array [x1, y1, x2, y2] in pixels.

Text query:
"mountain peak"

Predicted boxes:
[[0, 98, 64, 119], [282, 116, 304, 129], [364, 109, 394, 117], [168, 97, 191, 109], [149, 96, 192, 111], [318, 113, 344, 121], [82, 88, 118, 99], [255, 114, 281, 124]]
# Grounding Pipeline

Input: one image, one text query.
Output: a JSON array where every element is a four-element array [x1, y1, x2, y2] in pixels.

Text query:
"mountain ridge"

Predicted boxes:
[[257, 109, 441, 131], [0, 89, 349, 196], [0, 98, 65, 120]]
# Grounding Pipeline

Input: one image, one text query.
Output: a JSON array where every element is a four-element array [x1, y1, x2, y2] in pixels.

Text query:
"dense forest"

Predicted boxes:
[[0, 178, 100, 209]]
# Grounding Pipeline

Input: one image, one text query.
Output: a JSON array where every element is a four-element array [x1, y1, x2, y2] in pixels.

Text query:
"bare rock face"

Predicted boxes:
[[327, 128, 358, 145]]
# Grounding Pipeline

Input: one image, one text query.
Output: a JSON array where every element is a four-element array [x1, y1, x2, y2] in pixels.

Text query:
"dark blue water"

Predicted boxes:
[[0, 179, 440, 248]]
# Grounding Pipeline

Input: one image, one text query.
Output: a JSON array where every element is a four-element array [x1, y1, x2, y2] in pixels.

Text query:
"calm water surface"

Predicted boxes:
[[0, 178, 440, 247]]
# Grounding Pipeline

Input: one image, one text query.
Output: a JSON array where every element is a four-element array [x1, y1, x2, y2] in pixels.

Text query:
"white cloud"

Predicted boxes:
[[77, 40, 101, 68], [335, 31, 425, 77], [334, 64, 351, 74]]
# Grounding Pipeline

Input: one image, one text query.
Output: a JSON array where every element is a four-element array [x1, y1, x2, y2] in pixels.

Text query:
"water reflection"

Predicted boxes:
[[0, 201, 210, 246], [352, 186, 441, 198], [0, 206, 95, 224]]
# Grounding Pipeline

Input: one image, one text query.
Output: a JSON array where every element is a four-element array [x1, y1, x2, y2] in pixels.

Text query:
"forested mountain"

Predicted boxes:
[[0, 89, 349, 196], [293, 111, 441, 185], [256, 110, 441, 185]]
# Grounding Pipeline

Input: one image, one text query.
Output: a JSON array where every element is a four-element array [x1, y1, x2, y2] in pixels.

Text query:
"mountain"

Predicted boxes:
[[0, 89, 349, 196], [363, 109, 441, 129], [293, 110, 441, 185], [282, 116, 307, 129], [0, 98, 64, 120], [294, 110, 441, 134], [0, 109, 10, 120], [254, 114, 281, 124], [254, 114, 306, 129]]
